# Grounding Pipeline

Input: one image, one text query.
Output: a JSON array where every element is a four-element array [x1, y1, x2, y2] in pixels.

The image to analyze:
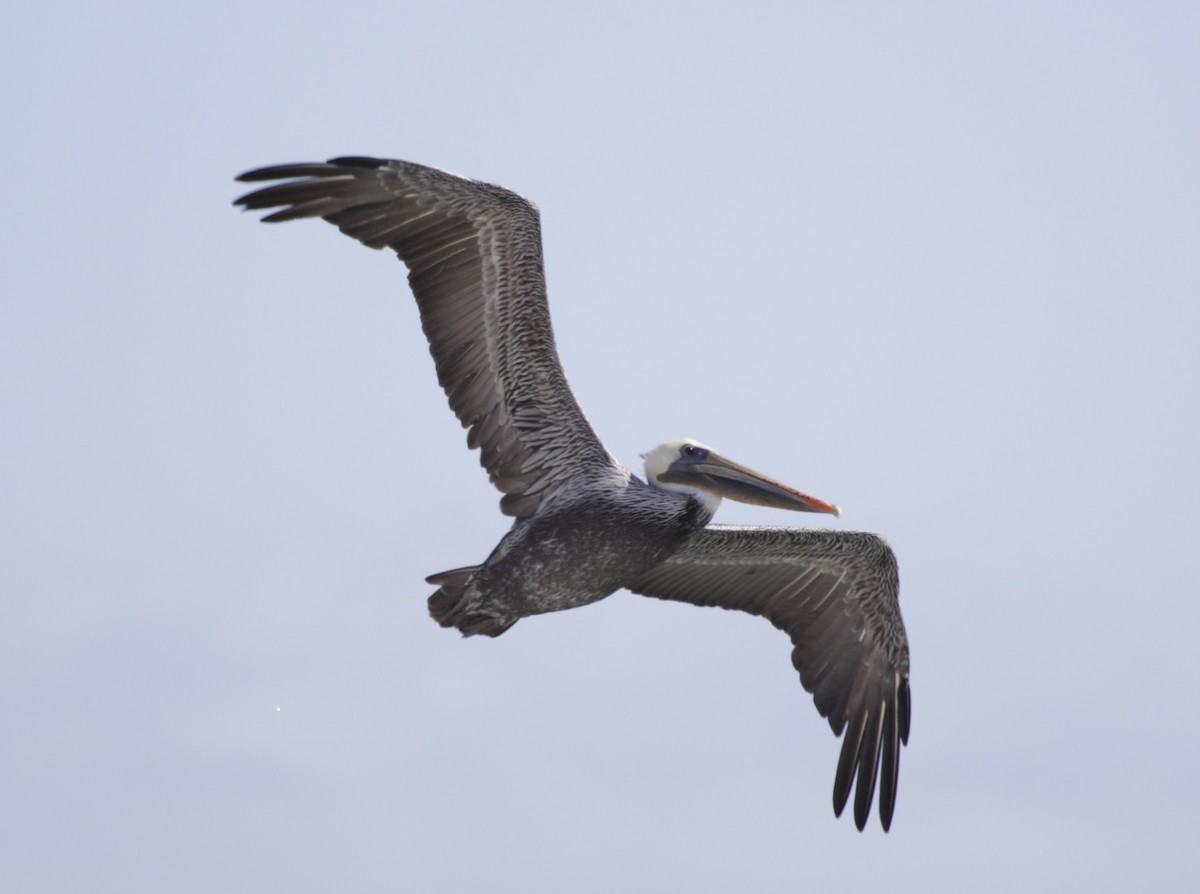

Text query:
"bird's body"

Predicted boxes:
[[428, 466, 711, 636], [235, 157, 911, 831]]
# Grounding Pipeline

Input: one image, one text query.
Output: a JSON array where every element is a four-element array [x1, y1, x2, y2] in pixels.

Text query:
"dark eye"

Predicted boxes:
[[681, 444, 704, 459]]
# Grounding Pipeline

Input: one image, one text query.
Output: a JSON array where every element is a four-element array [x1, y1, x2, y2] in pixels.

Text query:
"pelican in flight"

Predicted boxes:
[[234, 157, 911, 831]]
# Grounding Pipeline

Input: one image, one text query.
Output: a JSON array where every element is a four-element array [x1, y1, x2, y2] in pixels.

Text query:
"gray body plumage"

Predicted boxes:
[[234, 156, 912, 832]]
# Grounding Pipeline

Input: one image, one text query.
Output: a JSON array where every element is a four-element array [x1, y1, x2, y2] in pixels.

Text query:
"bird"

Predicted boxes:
[[234, 156, 911, 831]]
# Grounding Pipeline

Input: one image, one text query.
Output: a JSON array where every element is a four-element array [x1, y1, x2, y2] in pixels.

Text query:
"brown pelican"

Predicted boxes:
[[234, 157, 911, 831]]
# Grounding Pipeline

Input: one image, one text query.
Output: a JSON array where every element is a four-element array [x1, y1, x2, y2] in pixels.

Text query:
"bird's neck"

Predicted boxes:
[[652, 478, 722, 519]]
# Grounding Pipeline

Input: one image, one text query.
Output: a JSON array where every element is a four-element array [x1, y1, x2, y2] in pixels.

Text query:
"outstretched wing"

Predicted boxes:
[[235, 157, 619, 517], [628, 525, 911, 831]]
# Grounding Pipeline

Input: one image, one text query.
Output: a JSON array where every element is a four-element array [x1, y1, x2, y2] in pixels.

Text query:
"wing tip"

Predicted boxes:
[[235, 156, 388, 185], [832, 683, 910, 832], [327, 155, 388, 169]]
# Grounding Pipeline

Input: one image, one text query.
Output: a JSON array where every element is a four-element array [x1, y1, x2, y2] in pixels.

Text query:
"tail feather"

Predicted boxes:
[[425, 565, 516, 637], [425, 566, 478, 588]]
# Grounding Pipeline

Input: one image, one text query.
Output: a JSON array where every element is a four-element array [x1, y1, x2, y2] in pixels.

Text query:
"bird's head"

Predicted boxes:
[[640, 438, 841, 518]]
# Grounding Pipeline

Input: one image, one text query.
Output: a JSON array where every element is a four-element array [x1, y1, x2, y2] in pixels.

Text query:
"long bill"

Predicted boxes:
[[657, 450, 841, 516]]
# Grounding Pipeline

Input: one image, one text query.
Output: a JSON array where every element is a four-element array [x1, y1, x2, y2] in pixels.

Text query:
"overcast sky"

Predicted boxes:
[[3, 2, 1198, 891]]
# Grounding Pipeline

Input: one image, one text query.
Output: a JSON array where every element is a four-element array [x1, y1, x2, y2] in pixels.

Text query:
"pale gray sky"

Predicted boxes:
[[3, 1, 1198, 891]]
